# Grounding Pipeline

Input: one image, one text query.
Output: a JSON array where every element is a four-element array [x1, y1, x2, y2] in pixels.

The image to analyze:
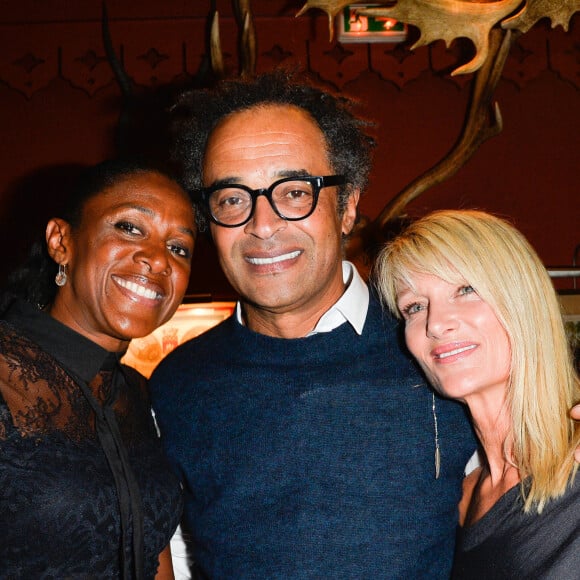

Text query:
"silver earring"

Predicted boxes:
[[432, 392, 441, 479], [55, 264, 68, 287]]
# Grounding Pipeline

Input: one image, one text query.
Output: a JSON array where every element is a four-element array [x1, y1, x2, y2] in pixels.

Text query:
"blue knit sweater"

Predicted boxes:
[[150, 294, 474, 579]]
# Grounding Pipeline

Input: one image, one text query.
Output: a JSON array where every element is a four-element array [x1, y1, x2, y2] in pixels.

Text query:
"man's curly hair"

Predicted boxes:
[[169, 69, 376, 231]]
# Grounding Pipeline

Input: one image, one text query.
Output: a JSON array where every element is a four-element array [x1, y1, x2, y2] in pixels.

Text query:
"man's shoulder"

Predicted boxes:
[[367, 287, 396, 316], [362, 291, 413, 357], [172, 315, 237, 352], [151, 316, 237, 378]]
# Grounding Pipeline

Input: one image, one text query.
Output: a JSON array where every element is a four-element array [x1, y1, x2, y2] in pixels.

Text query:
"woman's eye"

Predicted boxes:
[[168, 243, 191, 259], [115, 221, 141, 235], [402, 302, 424, 317], [458, 285, 475, 296]]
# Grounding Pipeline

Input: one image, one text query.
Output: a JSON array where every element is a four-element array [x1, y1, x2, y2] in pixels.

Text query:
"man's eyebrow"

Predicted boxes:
[[206, 169, 314, 189], [276, 169, 312, 179], [204, 176, 243, 189]]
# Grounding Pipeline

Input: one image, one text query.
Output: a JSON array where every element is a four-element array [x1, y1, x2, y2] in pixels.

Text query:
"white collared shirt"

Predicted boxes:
[[235, 261, 370, 337]]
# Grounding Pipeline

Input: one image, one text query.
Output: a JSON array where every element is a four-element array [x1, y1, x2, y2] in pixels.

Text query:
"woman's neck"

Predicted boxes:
[[460, 394, 521, 526]]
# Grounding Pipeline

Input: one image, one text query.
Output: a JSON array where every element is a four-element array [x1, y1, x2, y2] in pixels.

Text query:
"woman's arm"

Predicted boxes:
[[155, 545, 174, 580]]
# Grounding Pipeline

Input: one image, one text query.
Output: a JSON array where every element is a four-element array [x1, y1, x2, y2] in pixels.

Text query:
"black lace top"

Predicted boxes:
[[0, 300, 183, 579]]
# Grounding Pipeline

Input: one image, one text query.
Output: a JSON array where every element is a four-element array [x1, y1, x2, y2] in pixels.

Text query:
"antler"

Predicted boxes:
[[297, 0, 579, 272], [372, 27, 514, 234], [296, 0, 353, 39], [210, 0, 257, 78], [298, 0, 580, 75], [210, 10, 225, 77], [298, 0, 522, 75], [234, 0, 257, 76], [359, 0, 521, 76], [503, 0, 580, 34]]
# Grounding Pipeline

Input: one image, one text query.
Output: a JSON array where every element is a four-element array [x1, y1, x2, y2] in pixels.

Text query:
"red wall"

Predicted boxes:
[[1, 1, 578, 297]]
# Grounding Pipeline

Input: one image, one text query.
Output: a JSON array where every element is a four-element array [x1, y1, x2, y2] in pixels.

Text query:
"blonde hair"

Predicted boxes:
[[375, 209, 580, 512]]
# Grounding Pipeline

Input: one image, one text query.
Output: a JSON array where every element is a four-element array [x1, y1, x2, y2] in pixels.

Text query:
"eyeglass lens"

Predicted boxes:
[[209, 179, 316, 225]]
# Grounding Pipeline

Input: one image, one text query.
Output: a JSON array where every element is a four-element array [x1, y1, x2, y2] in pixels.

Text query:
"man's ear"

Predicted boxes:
[[341, 188, 361, 236], [46, 218, 72, 264]]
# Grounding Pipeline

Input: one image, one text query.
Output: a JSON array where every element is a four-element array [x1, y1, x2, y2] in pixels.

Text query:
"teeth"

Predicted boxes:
[[115, 278, 161, 300], [247, 250, 300, 265], [437, 345, 476, 359]]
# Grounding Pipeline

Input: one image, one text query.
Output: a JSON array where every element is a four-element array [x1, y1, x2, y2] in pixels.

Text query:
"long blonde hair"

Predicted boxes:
[[375, 209, 580, 512]]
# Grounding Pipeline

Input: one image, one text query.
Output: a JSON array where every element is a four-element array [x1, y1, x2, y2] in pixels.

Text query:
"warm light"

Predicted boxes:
[[122, 301, 235, 377], [339, 5, 407, 44], [349, 12, 368, 32]]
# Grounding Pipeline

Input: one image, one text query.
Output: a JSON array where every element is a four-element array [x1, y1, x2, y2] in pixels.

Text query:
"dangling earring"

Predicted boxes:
[[55, 263, 68, 287], [432, 392, 441, 479]]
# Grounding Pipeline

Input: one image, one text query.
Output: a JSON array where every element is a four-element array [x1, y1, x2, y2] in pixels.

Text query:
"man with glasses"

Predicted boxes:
[[149, 71, 476, 578]]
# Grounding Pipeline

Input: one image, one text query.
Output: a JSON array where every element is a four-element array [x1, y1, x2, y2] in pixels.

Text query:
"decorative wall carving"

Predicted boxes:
[[1, 12, 577, 99]]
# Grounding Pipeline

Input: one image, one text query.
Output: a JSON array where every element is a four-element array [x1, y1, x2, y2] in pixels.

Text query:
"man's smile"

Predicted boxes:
[[246, 250, 302, 265]]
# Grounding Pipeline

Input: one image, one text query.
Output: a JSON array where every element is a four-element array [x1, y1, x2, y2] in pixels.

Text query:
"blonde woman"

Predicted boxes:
[[376, 209, 580, 578]]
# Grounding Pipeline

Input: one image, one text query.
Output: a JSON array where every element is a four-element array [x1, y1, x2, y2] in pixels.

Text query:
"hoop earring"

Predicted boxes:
[[55, 263, 68, 287]]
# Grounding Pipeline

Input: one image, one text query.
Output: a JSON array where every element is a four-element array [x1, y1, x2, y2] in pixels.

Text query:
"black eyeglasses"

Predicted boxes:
[[195, 175, 346, 228]]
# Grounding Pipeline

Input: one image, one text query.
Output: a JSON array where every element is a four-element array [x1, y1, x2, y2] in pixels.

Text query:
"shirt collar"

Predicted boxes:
[[3, 299, 117, 384], [235, 260, 369, 337]]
